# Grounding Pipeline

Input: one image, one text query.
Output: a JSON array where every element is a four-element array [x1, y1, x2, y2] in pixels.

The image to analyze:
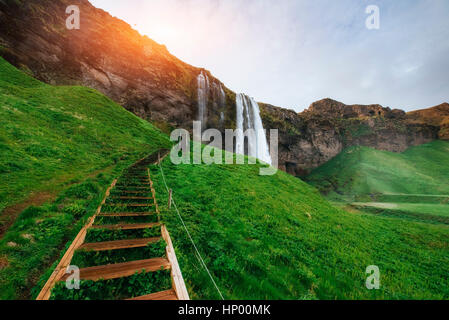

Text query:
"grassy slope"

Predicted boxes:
[[305, 141, 449, 200], [0, 58, 170, 299], [1, 57, 448, 300], [305, 141, 449, 224], [0, 57, 169, 218], [150, 154, 449, 300]]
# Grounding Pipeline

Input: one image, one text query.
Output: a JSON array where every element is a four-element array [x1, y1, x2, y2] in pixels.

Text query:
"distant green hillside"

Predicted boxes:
[[0, 57, 170, 299], [305, 141, 449, 224], [306, 141, 449, 200], [150, 153, 449, 299]]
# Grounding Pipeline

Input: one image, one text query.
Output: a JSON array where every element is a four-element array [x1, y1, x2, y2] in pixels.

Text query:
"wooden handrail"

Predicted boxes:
[[161, 225, 190, 300], [148, 167, 189, 300], [36, 179, 117, 300]]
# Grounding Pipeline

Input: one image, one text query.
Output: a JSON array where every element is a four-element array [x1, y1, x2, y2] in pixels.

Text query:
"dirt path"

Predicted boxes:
[[0, 163, 121, 240], [0, 192, 55, 239]]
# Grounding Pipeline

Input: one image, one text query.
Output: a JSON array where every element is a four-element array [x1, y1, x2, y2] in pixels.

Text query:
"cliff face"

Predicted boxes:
[[260, 99, 441, 175], [407, 103, 449, 140], [0, 0, 235, 131], [0, 0, 445, 176]]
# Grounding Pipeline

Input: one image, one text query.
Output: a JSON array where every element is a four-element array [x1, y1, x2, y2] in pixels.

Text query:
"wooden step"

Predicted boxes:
[[98, 212, 156, 217], [110, 196, 153, 200], [79, 237, 161, 251], [114, 186, 152, 190], [61, 258, 171, 281], [114, 185, 151, 189], [90, 222, 161, 230], [117, 181, 149, 184], [123, 173, 147, 175], [111, 191, 151, 194], [107, 203, 153, 207], [127, 289, 178, 301], [123, 176, 148, 178]]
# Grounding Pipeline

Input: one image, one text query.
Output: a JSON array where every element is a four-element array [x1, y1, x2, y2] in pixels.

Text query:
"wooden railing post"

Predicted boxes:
[[168, 189, 172, 209]]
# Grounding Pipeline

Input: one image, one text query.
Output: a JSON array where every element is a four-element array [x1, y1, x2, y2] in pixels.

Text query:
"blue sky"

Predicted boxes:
[[90, 0, 449, 112]]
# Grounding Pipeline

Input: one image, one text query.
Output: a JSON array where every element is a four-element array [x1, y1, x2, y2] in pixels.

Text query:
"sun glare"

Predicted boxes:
[[137, 23, 179, 45]]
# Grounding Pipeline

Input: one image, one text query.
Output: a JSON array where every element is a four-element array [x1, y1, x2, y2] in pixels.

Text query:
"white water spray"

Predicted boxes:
[[235, 93, 272, 165], [197, 71, 209, 128], [219, 86, 226, 107]]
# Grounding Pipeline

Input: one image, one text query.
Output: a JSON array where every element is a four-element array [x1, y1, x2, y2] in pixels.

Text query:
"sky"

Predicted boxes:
[[89, 0, 449, 112]]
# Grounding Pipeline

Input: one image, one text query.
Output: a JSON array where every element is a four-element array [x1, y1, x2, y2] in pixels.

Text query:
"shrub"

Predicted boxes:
[[63, 181, 99, 200], [63, 202, 86, 218], [18, 206, 45, 220]]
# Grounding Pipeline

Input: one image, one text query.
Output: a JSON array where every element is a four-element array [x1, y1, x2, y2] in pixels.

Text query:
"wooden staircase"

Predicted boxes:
[[60, 258, 172, 281], [36, 151, 189, 300]]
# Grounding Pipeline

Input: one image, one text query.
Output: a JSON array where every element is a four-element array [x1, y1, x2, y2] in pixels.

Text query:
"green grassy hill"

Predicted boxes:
[[0, 57, 170, 220], [306, 141, 449, 199], [305, 141, 449, 224], [149, 153, 449, 299], [1, 57, 448, 300], [0, 57, 170, 299]]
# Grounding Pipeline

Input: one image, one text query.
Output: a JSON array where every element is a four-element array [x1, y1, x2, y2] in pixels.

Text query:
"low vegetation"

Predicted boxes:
[[50, 270, 171, 300], [71, 241, 166, 268]]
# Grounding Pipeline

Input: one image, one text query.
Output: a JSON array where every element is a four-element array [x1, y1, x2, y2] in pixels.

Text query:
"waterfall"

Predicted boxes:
[[197, 71, 209, 128], [219, 85, 226, 126], [235, 93, 272, 165], [219, 85, 226, 107], [235, 94, 245, 155]]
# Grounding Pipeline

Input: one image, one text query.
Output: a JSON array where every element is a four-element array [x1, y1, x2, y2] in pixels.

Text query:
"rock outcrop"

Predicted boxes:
[[260, 99, 442, 175], [406, 103, 449, 140]]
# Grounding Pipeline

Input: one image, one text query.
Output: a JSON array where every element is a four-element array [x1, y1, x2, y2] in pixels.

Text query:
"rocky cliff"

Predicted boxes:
[[0, 0, 446, 176], [260, 99, 443, 175], [0, 0, 236, 131], [407, 103, 449, 140]]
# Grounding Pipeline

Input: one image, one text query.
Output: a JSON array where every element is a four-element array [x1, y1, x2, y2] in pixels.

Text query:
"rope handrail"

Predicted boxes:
[[157, 160, 225, 300]]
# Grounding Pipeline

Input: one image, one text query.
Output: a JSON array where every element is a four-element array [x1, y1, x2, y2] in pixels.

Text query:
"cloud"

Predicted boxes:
[[90, 0, 449, 111]]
